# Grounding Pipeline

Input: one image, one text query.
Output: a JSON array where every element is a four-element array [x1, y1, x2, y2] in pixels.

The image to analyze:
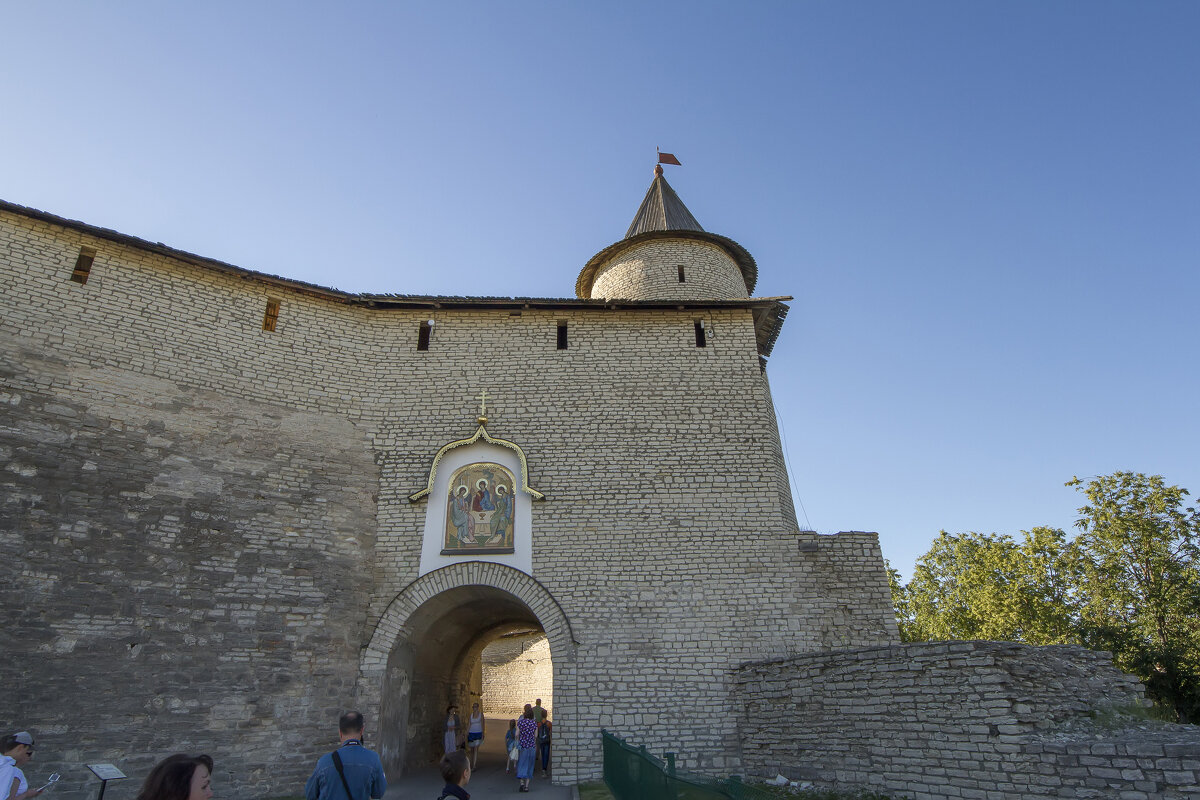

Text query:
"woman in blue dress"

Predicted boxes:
[[515, 706, 538, 792]]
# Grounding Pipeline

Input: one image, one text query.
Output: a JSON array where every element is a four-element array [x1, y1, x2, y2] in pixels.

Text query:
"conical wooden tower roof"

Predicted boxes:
[[577, 166, 758, 298], [624, 165, 705, 237]]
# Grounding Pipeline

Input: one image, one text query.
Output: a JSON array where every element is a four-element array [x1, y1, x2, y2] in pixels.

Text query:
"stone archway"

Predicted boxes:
[[357, 562, 578, 782]]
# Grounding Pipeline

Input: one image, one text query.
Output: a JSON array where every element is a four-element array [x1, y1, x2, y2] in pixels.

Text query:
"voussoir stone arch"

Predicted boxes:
[[360, 561, 577, 678]]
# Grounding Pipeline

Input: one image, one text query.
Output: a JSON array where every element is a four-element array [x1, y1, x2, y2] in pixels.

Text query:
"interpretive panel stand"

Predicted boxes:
[[86, 764, 127, 800]]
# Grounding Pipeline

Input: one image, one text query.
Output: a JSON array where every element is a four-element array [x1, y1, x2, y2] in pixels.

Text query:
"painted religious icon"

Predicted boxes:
[[443, 462, 516, 554]]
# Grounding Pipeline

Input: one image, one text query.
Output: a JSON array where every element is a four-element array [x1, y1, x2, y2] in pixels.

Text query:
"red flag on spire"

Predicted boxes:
[[657, 151, 681, 166]]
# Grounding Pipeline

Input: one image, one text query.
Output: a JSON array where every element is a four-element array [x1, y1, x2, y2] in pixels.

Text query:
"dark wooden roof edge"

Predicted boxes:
[[576, 228, 758, 298], [752, 300, 790, 358], [359, 295, 791, 310]]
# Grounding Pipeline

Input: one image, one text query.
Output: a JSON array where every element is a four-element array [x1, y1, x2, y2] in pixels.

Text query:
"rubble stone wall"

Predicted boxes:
[[735, 641, 1200, 799]]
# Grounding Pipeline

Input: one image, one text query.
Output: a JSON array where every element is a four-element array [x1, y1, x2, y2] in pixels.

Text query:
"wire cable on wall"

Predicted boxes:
[[777, 410, 813, 531]]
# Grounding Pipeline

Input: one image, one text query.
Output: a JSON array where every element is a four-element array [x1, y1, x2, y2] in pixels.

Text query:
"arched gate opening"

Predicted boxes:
[[357, 562, 577, 781]]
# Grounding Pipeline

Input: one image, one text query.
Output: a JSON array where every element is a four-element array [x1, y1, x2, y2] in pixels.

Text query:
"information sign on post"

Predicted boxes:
[[86, 763, 127, 800]]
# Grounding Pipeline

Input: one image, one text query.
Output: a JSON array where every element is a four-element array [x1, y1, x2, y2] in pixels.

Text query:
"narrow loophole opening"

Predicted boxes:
[[70, 247, 97, 284], [262, 298, 281, 331]]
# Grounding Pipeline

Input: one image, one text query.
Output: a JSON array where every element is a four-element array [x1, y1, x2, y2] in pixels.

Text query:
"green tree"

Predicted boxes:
[[885, 559, 918, 642], [1009, 525, 1081, 644], [902, 528, 1078, 644], [1067, 472, 1200, 721]]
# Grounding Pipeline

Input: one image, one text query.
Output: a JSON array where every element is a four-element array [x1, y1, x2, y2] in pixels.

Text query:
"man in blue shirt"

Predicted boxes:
[[305, 711, 387, 800]]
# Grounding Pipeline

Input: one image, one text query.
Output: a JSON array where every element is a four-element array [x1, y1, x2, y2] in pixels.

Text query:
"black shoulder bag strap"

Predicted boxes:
[[331, 750, 354, 799]]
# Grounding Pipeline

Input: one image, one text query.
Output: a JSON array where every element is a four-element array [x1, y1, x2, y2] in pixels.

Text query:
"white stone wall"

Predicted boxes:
[[589, 238, 748, 300], [481, 634, 553, 717], [0, 207, 898, 795]]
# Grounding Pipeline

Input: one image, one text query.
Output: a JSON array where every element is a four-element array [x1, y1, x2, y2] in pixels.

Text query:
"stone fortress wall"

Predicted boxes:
[[0, 205, 898, 798], [736, 641, 1200, 799], [6, 195, 1189, 800]]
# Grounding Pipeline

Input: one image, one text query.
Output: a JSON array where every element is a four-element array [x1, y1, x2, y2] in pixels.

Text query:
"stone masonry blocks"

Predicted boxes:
[[735, 642, 1200, 799], [1, 204, 930, 796], [590, 239, 748, 301]]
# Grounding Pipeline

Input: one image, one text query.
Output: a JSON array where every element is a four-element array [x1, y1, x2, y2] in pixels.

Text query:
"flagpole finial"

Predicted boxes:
[[654, 164, 664, 177]]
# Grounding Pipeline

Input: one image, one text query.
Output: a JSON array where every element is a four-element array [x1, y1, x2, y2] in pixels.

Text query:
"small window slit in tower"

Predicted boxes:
[[694, 320, 707, 348], [417, 320, 432, 351], [262, 297, 281, 331], [557, 321, 568, 350], [678, 265, 686, 283], [70, 246, 96, 284]]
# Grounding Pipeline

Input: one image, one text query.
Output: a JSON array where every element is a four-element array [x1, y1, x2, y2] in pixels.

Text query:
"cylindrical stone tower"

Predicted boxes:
[[576, 165, 758, 301]]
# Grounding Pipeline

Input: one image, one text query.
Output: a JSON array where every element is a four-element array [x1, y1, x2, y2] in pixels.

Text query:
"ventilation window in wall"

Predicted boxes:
[[678, 265, 686, 283], [694, 320, 707, 348], [418, 320, 432, 351], [69, 246, 96, 284], [262, 297, 281, 331], [557, 321, 568, 350]]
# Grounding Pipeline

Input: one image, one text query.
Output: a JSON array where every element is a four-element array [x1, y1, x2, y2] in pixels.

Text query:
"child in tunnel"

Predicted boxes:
[[505, 720, 518, 774]]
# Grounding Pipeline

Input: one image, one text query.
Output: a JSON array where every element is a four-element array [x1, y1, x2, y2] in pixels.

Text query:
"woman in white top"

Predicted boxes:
[[465, 702, 486, 768]]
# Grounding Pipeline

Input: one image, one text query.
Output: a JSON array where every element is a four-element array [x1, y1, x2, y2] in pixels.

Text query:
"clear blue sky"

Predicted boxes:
[[4, 2, 1197, 579]]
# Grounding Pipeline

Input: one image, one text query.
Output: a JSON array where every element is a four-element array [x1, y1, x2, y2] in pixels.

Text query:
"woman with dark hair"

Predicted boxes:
[[514, 706, 538, 792], [135, 754, 213, 800]]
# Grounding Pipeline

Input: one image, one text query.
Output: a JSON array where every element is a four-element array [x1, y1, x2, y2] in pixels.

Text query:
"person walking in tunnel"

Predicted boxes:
[[465, 702, 485, 769], [443, 705, 462, 757], [537, 714, 552, 778], [515, 706, 538, 792], [504, 720, 518, 774], [532, 699, 546, 726]]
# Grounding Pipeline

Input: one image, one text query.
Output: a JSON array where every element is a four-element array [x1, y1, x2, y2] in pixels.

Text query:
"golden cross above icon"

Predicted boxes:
[[476, 389, 490, 419]]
